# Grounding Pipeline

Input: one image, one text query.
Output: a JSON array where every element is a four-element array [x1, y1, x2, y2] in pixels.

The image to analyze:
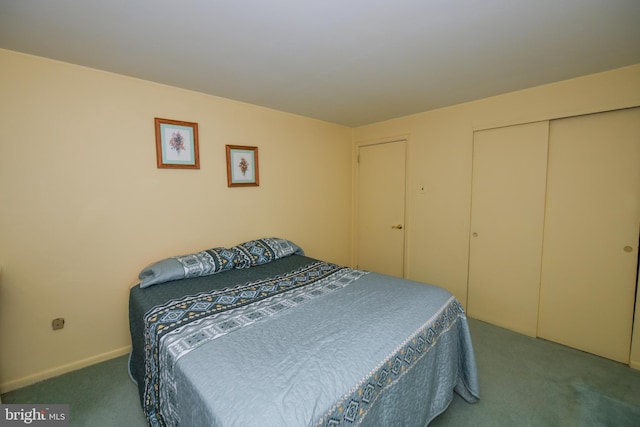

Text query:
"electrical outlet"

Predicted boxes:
[[51, 318, 65, 330]]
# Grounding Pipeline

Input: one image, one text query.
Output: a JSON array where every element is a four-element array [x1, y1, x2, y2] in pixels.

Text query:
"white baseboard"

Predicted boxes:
[[0, 345, 131, 394]]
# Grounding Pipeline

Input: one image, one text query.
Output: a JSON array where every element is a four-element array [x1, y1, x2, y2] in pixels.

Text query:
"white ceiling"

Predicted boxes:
[[1, 0, 639, 127]]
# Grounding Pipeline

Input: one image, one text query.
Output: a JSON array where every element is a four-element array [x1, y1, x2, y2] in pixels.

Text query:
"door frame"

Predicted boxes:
[[353, 135, 411, 277]]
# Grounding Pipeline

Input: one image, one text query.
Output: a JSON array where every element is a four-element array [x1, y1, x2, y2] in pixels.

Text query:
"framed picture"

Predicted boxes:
[[154, 118, 199, 169], [226, 145, 259, 187]]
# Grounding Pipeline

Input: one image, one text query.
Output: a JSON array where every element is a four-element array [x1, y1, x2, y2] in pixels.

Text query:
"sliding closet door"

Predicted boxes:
[[467, 121, 549, 337], [538, 108, 640, 363]]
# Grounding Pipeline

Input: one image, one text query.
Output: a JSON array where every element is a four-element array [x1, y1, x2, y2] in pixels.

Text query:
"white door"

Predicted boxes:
[[356, 140, 406, 277], [467, 122, 549, 337], [538, 108, 640, 363]]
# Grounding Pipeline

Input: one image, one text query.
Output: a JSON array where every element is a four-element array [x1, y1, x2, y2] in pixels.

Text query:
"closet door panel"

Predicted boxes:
[[538, 108, 640, 363], [467, 121, 549, 337]]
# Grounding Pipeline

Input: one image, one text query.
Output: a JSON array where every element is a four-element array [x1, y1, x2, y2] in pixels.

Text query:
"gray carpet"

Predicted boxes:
[[3, 318, 640, 426]]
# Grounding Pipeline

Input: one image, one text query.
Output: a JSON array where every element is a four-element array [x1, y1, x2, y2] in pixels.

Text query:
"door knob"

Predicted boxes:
[[391, 224, 403, 230], [624, 246, 633, 253]]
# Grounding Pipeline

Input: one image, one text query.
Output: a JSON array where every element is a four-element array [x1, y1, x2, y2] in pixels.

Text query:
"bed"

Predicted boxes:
[[128, 238, 479, 426]]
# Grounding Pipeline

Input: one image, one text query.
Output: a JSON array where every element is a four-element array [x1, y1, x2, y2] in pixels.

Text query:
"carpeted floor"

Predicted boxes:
[[429, 319, 640, 427], [3, 318, 640, 426]]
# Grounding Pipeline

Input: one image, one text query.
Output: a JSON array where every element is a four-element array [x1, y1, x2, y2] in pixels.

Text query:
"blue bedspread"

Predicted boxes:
[[133, 258, 479, 426]]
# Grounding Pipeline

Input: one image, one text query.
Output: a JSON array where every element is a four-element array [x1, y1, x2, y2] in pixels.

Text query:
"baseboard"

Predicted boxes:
[[630, 359, 640, 371], [0, 345, 131, 394]]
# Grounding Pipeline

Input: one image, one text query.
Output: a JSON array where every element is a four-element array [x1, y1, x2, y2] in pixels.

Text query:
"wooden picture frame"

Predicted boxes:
[[226, 145, 259, 187], [155, 118, 199, 169]]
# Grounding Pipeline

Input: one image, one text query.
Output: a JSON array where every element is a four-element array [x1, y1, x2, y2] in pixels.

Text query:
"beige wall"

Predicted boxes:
[[1, 49, 639, 391], [354, 64, 640, 367], [634, 262, 640, 370], [0, 49, 353, 391]]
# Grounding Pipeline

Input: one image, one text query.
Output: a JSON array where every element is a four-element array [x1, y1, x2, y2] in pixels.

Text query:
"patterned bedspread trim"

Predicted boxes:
[[314, 296, 465, 427], [142, 260, 351, 426]]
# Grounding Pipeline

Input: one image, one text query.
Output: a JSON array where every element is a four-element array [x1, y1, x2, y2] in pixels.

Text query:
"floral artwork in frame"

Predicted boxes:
[[226, 145, 259, 187], [155, 118, 199, 169]]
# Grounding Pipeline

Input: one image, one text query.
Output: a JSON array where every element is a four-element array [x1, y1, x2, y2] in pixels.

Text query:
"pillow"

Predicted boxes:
[[232, 237, 304, 269], [138, 247, 237, 288]]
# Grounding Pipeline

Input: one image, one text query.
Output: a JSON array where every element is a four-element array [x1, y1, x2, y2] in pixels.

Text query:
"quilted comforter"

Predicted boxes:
[[129, 254, 479, 426]]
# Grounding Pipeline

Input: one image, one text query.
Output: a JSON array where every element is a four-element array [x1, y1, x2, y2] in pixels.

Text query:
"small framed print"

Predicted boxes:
[[155, 118, 199, 169], [226, 145, 259, 187]]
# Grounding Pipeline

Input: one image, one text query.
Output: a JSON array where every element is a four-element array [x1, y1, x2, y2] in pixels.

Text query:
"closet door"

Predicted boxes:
[[538, 108, 640, 363], [467, 121, 549, 337]]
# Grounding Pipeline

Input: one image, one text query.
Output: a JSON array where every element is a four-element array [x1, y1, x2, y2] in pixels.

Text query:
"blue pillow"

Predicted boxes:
[[232, 238, 304, 269], [138, 247, 237, 288]]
